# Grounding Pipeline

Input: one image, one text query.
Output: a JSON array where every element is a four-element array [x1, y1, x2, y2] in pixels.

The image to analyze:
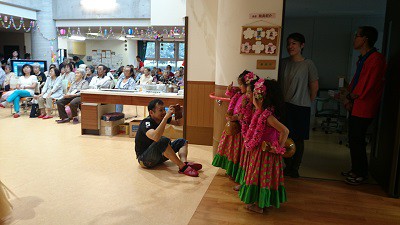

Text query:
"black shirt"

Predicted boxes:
[[135, 116, 171, 157], [36, 72, 47, 84]]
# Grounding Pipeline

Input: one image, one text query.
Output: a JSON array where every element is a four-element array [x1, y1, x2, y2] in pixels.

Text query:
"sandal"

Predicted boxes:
[[341, 170, 356, 177], [179, 165, 199, 177], [185, 162, 202, 171], [345, 176, 368, 185]]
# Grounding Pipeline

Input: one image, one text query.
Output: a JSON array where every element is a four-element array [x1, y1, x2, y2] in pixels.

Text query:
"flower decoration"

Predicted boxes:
[[266, 28, 278, 40], [265, 43, 277, 54], [255, 28, 266, 40], [244, 72, 257, 84], [254, 78, 266, 99], [243, 28, 255, 39], [241, 42, 251, 53], [252, 41, 265, 54]]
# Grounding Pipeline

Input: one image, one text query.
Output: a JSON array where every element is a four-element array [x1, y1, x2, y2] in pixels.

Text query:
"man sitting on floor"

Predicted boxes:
[[135, 99, 202, 177]]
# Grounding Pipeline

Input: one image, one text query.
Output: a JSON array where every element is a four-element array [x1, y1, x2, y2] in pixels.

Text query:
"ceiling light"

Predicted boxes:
[[118, 36, 127, 41], [80, 0, 117, 12], [69, 35, 86, 41]]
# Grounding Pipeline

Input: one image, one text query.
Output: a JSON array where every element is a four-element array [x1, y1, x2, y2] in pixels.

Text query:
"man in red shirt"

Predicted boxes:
[[343, 26, 386, 185], [136, 56, 144, 70]]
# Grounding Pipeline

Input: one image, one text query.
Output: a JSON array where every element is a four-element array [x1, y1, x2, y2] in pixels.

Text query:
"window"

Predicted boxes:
[[142, 41, 185, 71]]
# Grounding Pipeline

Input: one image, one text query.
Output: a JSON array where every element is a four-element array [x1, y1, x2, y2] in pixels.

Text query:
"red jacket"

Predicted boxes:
[[349, 51, 386, 118]]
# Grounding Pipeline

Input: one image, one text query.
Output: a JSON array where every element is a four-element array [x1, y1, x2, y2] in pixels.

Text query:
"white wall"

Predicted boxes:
[[215, 0, 284, 85], [283, 16, 385, 89], [24, 33, 32, 55], [186, 0, 218, 82], [151, 0, 186, 26], [57, 38, 138, 69]]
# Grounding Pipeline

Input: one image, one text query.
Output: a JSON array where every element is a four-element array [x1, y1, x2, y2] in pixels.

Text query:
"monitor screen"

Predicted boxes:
[[10, 60, 47, 76]]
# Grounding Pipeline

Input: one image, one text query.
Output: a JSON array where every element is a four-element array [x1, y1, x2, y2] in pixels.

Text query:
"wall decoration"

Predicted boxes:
[[257, 60, 276, 70], [240, 26, 280, 55]]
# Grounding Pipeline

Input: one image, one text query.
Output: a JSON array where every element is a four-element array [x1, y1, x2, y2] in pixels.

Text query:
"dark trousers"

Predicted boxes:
[[56, 97, 81, 119], [348, 115, 373, 177]]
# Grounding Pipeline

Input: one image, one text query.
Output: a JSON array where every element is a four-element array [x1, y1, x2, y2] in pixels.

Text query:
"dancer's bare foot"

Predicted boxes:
[[245, 204, 264, 213], [233, 184, 241, 191]]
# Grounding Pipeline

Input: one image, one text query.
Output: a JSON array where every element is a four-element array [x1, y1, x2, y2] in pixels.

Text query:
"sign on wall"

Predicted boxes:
[[240, 26, 280, 56]]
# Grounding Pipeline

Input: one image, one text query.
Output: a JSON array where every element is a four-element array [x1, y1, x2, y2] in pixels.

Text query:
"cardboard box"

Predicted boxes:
[[100, 125, 120, 136], [118, 123, 129, 135], [129, 120, 142, 138], [100, 118, 125, 127], [100, 118, 125, 136]]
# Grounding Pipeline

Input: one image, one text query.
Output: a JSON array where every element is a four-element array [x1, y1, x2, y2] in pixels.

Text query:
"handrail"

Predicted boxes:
[[209, 92, 230, 106], [209, 92, 230, 102]]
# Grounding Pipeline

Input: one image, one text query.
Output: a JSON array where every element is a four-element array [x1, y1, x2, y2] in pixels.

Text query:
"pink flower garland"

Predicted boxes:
[[239, 95, 254, 137], [228, 92, 242, 113], [244, 109, 264, 150], [225, 86, 240, 98], [244, 108, 285, 155]]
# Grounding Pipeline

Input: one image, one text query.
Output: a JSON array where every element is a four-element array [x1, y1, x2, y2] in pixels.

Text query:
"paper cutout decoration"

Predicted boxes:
[[240, 26, 280, 55]]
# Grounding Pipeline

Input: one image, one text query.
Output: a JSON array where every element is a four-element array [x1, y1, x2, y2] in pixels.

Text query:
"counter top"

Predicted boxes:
[[81, 89, 184, 99]]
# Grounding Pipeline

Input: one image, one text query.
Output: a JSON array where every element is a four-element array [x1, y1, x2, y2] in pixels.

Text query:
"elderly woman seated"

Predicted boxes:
[[55, 68, 89, 124], [36, 67, 63, 119], [115, 66, 137, 113]]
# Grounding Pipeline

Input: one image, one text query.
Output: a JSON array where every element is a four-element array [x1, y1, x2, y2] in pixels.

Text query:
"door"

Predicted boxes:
[[369, 0, 400, 197], [3, 45, 20, 61]]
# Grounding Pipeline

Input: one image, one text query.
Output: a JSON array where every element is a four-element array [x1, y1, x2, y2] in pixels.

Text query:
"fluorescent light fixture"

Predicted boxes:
[[86, 33, 102, 36], [118, 36, 127, 41], [69, 35, 86, 41], [126, 35, 136, 38], [80, 0, 118, 12]]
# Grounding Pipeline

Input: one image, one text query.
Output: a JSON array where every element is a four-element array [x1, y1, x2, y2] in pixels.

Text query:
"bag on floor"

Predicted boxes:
[[29, 103, 40, 118]]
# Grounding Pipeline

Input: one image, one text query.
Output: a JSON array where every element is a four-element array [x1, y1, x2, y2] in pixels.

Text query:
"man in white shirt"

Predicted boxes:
[[89, 64, 112, 89]]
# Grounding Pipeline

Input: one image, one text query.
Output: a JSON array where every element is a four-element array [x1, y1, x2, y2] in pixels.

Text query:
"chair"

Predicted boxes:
[[312, 90, 343, 134]]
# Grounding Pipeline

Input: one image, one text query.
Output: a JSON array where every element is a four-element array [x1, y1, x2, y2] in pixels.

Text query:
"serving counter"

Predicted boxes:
[[80, 89, 184, 135]]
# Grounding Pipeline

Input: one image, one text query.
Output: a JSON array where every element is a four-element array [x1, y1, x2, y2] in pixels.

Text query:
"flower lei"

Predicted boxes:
[[244, 72, 257, 84], [254, 78, 266, 100], [244, 108, 285, 155], [227, 92, 242, 113], [238, 95, 254, 137]]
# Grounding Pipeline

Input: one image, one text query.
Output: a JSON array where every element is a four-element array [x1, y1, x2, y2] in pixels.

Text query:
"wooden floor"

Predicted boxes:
[[189, 169, 400, 225]]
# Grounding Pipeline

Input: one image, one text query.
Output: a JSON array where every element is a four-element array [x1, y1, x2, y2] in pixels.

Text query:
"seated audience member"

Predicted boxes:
[[88, 64, 112, 89], [59, 57, 69, 70], [37, 67, 63, 119], [2, 65, 17, 91], [158, 71, 174, 84], [0, 63, 5, 89], [151, 67, 158, 77], [32, 63, 47, 92], [56, 68, 88, 124], [135, 99, 202, 176], [115, 66, 136, 113], [62, 63, 76, 86], [73, 56, 85, 68], [137, 68, 153, 85], [7, 50, 19, 65], [174, 70, 184, 85], [134, 67, 144, 83], [165, 65, 174, 78], [85, 65, 95, 84], [45, 64, 57, 77], [0, 64, 37, 118]]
